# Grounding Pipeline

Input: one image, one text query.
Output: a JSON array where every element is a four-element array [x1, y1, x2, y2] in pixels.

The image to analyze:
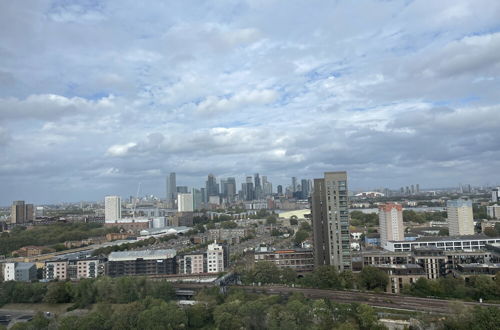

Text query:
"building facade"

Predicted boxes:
[[106, 250, 177, 277], [105, 196, 122, 222], [379, 203, 404, 248], [447, 199, 474, 236], [254, 248, 314, 272], [206, 242, 224, 273], [178, 193, 194, 212], [311, 171, 351, 271], [3, 262, 37, 282]]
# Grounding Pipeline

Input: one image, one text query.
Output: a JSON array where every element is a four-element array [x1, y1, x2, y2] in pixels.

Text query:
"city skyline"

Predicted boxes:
[[1, 1, 500, 204]]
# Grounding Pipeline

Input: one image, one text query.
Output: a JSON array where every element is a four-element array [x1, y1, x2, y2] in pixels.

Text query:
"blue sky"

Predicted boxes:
[[1, 0, 500, 204]]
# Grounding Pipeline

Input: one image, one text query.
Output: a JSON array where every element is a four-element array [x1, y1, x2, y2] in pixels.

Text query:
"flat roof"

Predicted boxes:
[[108, 249, 176, 261], [389, 234, 500, 243]]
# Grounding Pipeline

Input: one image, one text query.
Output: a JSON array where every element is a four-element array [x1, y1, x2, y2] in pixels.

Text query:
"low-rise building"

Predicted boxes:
[[206, 242, 225, 273], [45, 258, 105, 280], [178, 253, 205, 274], [13, 246, 54, 257], [254, 247, 314, 273], [208, 228, 249, 244], [385, 235, 500, 252], [362, 248, 493, 279], [170, 212, 194, 227], [106, 249, 177, 277], [454, 263, 500, 278], [3, 262, 37, 282], [374, 264, 427, 294]]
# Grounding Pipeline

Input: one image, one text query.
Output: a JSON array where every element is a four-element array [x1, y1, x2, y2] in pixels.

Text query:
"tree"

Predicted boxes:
[[439, 228, 450, 236], [303, 266, 343, 289], [299, 221, 312, 232], [44, 281, 72, 304], [266, 216, 277, 225], [221, 221, 238, 229], [484, 227, 497, 237], [358, 266, 389, 291], [138, 301, 187, 330], [270, 228, 281, 236], [293, 230, 309, 245], [187, 303, 211, 329], [245, 261, 281, 284]]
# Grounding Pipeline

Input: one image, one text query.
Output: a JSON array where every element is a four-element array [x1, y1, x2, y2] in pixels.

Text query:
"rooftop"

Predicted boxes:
[[15, 262, 35, 270], [108, 249, 176, 261], [390, 234, 500, 243]]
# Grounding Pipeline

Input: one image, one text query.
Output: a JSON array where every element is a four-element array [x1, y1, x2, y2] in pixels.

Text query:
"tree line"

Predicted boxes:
[[240, 261, 500, 302], [239, 262, 390, 292], [0, 223, 119, 256], [0, 276, 175, 308]]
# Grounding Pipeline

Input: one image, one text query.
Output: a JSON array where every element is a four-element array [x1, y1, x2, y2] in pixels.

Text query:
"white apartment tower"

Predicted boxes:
[[206, 242, 225, 273], [105, 196, 122, 222], [447, 199, 474, 236], [379, 203, 404, 248], [177, 193, 194, 212]]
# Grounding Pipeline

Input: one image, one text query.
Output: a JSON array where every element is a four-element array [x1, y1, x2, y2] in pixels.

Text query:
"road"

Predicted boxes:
[[171, 283, 499, 314], [0, 309, 35, 328]]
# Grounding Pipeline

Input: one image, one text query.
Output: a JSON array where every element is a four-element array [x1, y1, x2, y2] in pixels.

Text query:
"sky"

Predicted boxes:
[[1, 0, 500, 205]]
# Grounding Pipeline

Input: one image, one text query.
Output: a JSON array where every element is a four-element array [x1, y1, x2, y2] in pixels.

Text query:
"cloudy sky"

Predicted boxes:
[[1, 0, 500, 204]]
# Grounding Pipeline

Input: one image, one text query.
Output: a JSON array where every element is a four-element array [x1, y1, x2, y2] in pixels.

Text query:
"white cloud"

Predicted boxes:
[[195, 89, 278, 114]]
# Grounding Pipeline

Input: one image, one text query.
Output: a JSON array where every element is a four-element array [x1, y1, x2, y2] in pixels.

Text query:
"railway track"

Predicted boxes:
[[172, 283, 500, 314]]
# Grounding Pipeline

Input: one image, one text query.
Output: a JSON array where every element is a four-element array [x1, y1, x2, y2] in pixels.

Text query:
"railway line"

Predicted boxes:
[[172, 283, 500, 314]]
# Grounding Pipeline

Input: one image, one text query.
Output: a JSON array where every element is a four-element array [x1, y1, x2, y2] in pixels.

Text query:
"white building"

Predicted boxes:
[[3, 262, 37, 282], [105, 196, 122, 222], [447, 199, 474, 236], [177, 193, 194, 212], [3, 262, 15, 281], [379, 203, 404, 248], [487, 205, 500, 219], [492, 187, 500, 203], [206, 242, 225, 273], [385, 235, 500, 252]]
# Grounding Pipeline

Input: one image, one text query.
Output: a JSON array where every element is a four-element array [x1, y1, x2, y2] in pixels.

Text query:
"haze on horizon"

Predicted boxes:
[[1, 0, 500, 205]]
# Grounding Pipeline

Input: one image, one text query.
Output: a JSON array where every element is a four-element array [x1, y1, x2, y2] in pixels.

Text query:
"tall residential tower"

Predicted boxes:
[[311, 171, 351, 271], [378, 203, 404, 248], [104, 196, 122, 222], [447, 199, 474, 236]]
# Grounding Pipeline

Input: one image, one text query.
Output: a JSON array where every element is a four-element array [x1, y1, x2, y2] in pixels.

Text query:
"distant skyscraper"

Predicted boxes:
[[220, 178, 228, 197], [177, 193, 194, 212], [292, 177, 297, 193], [192, 189, 203, 210], [379, 203, 404, 248], [166, 173, 177, 208], [243, 176, 254, 201], [254, 173, 262, 199], [277, 185, 283, 195], [492, 187, 500, 203], [411, 184, 415, 195], [105, 196, 122, 222], [447, 199, 474, 236], [311, 171, 351, 271], [301, 179, 309, 199], [176, 186, 189, 193], [206, 174, 219, 198], [226, 177, 236, 202], [416, 184, 420, 193]]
